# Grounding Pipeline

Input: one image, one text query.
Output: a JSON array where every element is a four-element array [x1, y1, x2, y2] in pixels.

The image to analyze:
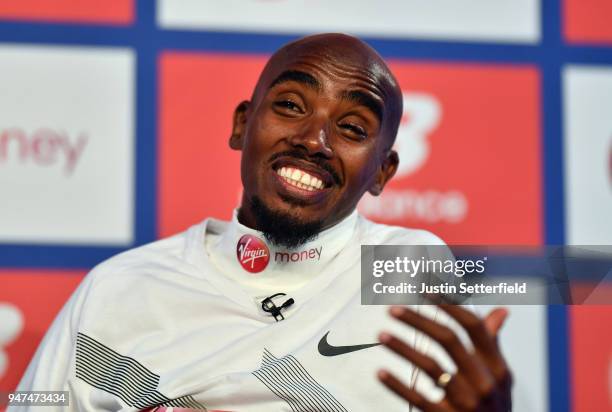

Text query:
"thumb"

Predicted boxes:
[[484, 307, 509, 337]]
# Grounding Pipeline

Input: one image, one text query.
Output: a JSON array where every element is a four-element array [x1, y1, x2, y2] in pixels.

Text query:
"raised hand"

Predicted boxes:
[[378, 305, 512, 412]]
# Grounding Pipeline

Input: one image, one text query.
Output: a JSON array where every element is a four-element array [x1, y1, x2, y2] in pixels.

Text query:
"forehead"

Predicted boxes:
[[256, 40, 398, 103], [250, 35, 404, 144]]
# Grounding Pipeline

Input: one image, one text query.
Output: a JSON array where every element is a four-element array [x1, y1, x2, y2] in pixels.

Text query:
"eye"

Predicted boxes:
[[273, 99, 304, 114], [339, 122, 368, 140]]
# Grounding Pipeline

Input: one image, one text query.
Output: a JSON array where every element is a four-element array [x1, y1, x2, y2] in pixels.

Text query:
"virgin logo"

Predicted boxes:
[[236, 234, 270, 273], [394, 92, 441, 178]]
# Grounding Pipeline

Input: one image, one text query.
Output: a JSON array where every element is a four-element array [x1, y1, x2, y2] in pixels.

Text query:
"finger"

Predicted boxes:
[[380, 332, 480, 411], [425, 295, 509, 339], [390, 306, 484, 380], [483, 308, 508, 337], [377, 369, 449, 412], [435, 304, 502, 358], [379, 332, 446, 381], [389, 306, 495, 390], [435, 304, 510, 383]]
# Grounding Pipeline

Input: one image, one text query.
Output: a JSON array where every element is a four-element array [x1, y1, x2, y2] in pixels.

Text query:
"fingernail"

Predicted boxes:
[[377, 369, 389, 380], [390, 306, 405, 317], [379, 332, 391, 343]]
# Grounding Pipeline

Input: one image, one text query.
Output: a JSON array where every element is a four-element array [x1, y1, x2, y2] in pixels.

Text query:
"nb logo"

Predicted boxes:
[[394, 92, 442, 178]]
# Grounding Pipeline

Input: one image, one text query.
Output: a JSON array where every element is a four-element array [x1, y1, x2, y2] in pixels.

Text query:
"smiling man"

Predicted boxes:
[[232, 34, 402, 250], [12, 34, 511, 412]]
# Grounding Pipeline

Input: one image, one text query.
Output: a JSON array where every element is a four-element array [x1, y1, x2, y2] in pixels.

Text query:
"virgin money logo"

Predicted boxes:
[[0, 303, 24, 379], [0, 127, 88, 176], [394, 92, 441, 178], [236, 234, 270, 273]]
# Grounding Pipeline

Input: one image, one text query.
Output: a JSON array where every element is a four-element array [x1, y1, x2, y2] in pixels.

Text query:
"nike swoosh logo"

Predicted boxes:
[[317, 331, 381, 357]]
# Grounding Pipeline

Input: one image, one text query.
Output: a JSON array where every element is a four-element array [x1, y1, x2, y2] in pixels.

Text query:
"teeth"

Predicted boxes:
[[276, 166, 325, 191], [291, 169, 302, 181]]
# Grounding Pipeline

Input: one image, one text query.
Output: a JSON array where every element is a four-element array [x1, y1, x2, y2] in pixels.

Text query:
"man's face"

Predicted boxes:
[[231, 36, 400, 234]]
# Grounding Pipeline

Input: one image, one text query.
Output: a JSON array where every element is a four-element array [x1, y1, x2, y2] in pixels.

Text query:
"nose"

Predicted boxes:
[[288, 117, 333, 158]]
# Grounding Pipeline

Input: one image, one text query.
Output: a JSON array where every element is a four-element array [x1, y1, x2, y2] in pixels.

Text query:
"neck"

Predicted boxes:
[[238, 195, 355, 249], [206, 208, 359, 294]]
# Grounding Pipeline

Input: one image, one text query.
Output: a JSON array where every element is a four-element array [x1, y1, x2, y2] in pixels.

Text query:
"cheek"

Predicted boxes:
[[241, 116, 285, 185], [354, 163, 378, 191], [340, 143, 380, 185], [244, 114, 285, 152]]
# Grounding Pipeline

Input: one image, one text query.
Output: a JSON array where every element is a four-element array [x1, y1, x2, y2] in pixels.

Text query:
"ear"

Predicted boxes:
[[368, 149, 399, 196], [229, 100, 250, 151]]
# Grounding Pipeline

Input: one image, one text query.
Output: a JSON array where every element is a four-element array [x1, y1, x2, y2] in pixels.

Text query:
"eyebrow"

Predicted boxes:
[[269, 70, 321, 91], [268, 70, 384, 122], [340, 89, 384, 123]]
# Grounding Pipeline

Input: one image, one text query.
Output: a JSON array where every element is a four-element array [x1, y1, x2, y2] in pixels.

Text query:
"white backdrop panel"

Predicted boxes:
[[0, 45, 135, 245], [563, 65, 612, 245], [158, 0, 540, 44]]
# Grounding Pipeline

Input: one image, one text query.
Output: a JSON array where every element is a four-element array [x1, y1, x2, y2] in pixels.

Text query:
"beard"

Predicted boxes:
[[244, 196, 324, 249]]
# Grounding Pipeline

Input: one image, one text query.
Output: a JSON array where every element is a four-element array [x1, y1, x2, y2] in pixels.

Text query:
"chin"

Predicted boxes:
[[250, 195, 325, 249]]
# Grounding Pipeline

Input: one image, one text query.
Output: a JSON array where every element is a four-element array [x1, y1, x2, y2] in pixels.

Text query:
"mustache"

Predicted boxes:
[[269, 149, 342, 185]]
